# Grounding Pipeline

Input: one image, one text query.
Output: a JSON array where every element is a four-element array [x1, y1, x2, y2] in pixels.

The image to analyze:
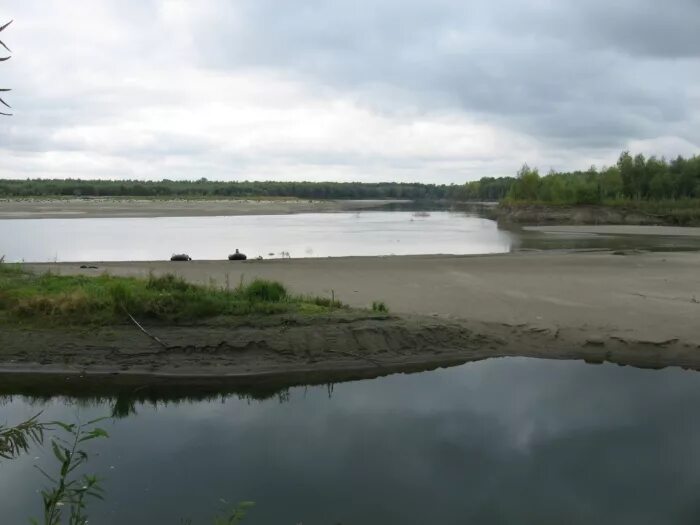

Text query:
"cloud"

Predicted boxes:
[[0, 0, 698, 183]]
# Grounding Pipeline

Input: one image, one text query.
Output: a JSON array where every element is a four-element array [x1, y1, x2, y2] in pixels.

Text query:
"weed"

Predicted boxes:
[[372, 300, 388, 313], [239, 279, 287, 302]]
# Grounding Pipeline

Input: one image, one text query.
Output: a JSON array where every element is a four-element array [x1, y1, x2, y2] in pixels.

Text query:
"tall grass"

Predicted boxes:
[[0, 265, 343, 325]]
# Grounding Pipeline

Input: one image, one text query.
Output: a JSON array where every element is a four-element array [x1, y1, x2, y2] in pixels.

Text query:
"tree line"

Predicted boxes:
[[1, 151, 698, 204], [0, 178, 462, 200], [505, 152, 700, 205]]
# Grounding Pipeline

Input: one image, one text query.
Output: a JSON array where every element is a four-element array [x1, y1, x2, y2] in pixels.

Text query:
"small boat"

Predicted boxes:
[[170, 254, 192, 261], [228, 249, 247, 261]]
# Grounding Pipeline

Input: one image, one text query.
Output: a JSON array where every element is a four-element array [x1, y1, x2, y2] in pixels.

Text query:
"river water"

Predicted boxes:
[[3, 358, 700, 524], [2, 210, 700, 262], [0, 211, 510, 262], [3, 209, 700, 523]]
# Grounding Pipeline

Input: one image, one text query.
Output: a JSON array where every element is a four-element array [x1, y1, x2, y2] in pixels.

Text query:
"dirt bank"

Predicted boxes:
[[494, 203, 700, 226], [524, 225, 700, 237], [2, 309, 699, 384], [6, 251, 699, 379], [0, 198, 403, 220]]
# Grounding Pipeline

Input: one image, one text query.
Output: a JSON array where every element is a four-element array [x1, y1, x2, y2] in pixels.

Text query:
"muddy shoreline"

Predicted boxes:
[[2, 312, 699, 393], [493, 203, 700, 226], [3, 250, 699, 387]]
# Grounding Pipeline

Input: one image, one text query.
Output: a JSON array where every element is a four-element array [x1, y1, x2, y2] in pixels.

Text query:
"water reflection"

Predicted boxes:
[[4, 357, 700, 524]]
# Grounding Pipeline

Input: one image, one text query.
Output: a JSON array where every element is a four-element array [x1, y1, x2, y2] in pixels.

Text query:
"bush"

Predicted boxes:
[[146, 273, 194, 293], [239, 279, 287, 302], [108, 282, 135, 312], [371, 300, 388, 313]]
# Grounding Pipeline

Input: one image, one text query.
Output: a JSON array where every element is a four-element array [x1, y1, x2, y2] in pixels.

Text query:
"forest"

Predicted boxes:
[[0, 179, 461, 200], [503, 152, 700, 205], [0, 152, 698, 205]]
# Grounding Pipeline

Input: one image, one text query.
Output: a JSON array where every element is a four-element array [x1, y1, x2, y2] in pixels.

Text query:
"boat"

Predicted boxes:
[[228, 249, 247, 261]]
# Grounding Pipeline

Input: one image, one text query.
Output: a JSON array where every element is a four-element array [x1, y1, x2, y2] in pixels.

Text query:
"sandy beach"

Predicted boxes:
[[0, 198, 403, 219], [3, 250, 698, 381]]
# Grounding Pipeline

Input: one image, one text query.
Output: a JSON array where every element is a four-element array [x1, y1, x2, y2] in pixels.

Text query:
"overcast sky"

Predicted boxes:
[[1, 0, 699, 183]]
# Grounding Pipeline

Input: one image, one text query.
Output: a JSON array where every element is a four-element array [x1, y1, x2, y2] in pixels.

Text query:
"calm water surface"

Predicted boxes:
[[3, 358, 700, 524], [3, 210, 700, 263], [0, 211, 510, 262]]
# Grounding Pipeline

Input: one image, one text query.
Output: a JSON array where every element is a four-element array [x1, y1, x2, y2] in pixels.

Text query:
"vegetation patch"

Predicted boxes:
[[0, 265, 346, 326], [372, 300, 389, 313]]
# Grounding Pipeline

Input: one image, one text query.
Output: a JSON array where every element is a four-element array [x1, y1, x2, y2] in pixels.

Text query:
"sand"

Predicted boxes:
[[3, 250, 699, 382], [0, 198, 404, 219]]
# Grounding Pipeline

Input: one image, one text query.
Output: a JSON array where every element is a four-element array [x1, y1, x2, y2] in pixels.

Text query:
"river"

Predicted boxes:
[[3, 357, 700, 524], [2, 210, 700, 262]]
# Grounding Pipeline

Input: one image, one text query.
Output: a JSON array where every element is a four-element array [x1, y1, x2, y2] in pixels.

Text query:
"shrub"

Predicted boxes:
[[240, 279, 287, 302], [371, 300, 388, 313], [146, 273, 194, 293], [108, 282, 135, 312]]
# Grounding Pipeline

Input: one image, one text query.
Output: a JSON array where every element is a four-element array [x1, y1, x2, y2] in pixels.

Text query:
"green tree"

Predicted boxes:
[[509, 164, 540, 200], [617, 151, 635, 198], [599, 167, 623, 199]]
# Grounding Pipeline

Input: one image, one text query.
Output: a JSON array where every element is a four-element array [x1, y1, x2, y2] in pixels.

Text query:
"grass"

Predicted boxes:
[[0, 265, 347, 326], [372, 300, 388, 313]]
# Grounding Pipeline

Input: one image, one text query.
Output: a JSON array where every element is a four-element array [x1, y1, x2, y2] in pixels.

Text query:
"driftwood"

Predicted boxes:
[[125, 310, 169, 349]]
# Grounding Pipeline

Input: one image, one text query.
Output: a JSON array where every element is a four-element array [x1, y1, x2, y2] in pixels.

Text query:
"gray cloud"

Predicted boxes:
[[195, 0, 700, 148], [0, 0, 698, 182]]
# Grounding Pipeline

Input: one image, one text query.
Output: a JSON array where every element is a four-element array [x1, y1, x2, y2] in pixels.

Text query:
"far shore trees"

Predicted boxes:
[[503, 152, 700, 205]]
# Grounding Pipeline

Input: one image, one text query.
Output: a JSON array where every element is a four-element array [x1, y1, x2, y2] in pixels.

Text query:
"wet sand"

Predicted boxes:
[[4, 250, 699, 380], [0, 198, 402, 219]]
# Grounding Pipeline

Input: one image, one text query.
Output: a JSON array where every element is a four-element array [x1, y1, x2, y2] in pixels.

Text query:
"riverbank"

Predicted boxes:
[[2, 250, 699, 379], [493, 202, 700, 226], [0, 197, 405, 219]]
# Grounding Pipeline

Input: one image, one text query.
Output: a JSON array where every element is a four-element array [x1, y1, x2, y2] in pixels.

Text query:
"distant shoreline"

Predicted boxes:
[[0, 197, 410, 220]]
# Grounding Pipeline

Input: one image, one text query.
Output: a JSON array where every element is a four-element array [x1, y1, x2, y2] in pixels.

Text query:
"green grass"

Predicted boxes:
[[371, 300, 388, 313], [0, 265, 346, 326]]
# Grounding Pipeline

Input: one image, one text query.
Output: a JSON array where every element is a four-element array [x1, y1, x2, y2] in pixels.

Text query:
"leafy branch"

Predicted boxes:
[[0, 413, 50, 459], [31, 418, 110, 525]]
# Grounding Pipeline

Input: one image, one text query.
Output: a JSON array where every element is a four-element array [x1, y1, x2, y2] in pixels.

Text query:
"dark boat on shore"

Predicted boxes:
[[170, 254, 192, 261], [228, 249, 247, 261]]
